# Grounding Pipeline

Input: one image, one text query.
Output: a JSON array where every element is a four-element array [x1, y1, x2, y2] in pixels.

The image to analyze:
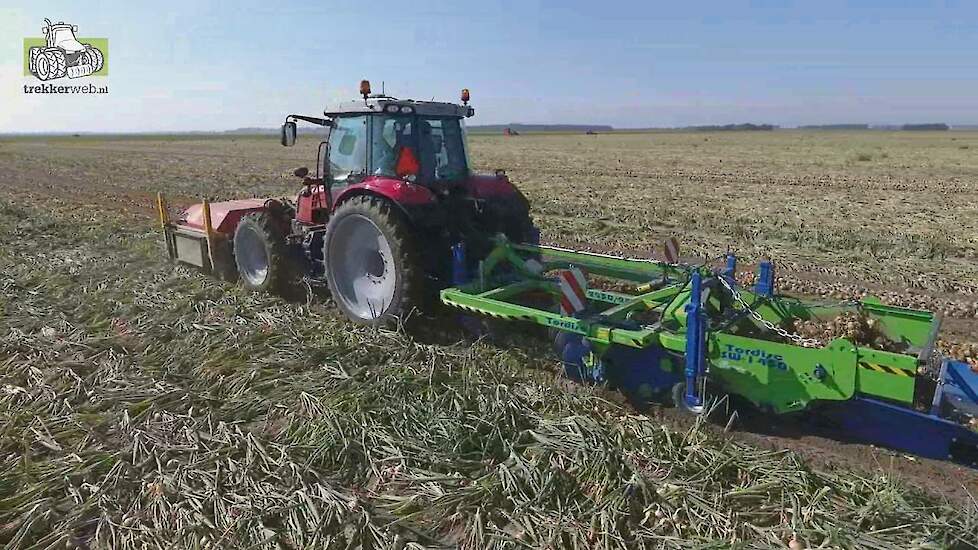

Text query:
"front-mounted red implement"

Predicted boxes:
[[158, 193, 266, 280]]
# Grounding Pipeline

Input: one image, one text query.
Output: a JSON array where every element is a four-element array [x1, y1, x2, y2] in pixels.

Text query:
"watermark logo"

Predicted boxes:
[[22, 18, 108, 94]]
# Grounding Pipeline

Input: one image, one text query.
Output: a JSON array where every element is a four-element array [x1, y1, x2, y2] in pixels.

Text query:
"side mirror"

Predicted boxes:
[[42, 27, 48, 34], [72, 25, 78, 32], [281, 121, 297, 147], [293, 167, 309, 178]]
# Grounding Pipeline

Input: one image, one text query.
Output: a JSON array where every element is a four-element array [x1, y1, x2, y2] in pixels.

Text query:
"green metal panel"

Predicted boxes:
[[710, 334, 858, 413], [511, 242, 687, 282], [856, 369, 915, 403], [860, 298, 936, 349], [854, 346, 917, 404]]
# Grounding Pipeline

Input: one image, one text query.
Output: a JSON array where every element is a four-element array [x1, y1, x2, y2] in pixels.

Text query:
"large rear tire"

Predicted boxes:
[[82, 46, 104, 72], [324, 196, 421, 326], [233, 212, 291, 294]]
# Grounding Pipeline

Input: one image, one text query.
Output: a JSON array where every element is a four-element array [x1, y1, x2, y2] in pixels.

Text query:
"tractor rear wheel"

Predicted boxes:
[[233, 211, 291, 294], [324, 196, 421, 326], [82, 46, 104, 72], [485, 194, 535, 244]]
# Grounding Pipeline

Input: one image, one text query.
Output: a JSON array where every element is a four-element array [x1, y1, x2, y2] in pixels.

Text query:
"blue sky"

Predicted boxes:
[[2, 0, 977, 132]]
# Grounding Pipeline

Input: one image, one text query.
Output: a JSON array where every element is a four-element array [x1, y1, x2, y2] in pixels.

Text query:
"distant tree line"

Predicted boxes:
[[796, 123, 950, 131], [468, 124, 613, 133], [901, 123, 949, 131], [798, 124, 869, 130], [685, 123, 777, 132]]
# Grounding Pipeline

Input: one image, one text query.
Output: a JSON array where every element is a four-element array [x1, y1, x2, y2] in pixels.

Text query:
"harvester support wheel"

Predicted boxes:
[[324, 196, 421, 326], [233, 211, 291, 294], [44, 49, 67, 80], [671, 381, 707, 416]]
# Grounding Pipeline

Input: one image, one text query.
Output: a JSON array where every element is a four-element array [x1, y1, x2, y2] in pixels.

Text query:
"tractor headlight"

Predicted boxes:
[[384, 104, 399, 113], [399, 105, 414, 114]]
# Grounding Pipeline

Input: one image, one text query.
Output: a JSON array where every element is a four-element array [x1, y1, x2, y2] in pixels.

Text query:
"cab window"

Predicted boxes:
[[369, 115, 413, 177], [328, 116, 367, 186]]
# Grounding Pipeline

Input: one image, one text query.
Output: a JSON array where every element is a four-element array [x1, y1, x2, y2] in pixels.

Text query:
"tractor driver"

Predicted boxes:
[[416, 119, 438, 182], [371, 117, 413, 177]]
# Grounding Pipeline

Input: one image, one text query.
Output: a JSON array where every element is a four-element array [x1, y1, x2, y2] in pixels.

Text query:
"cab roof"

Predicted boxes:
[[325, 96, 474, 118]]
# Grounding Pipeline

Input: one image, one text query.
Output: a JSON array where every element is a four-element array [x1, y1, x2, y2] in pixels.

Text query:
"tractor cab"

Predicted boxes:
[[324, 97, 473, 189], [282, 82, 476, 196], [41, 19, 87, 53]]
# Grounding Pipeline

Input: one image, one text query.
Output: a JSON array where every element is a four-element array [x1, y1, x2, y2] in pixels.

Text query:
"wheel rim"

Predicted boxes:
[[328, 214, 396, 320], [236, 224, 269, 287]]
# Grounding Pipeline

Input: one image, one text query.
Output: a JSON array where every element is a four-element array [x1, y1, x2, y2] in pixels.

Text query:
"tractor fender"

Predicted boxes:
[[333, 176, 436, 207], [332, 188, 433, 228], [333, 177, 437, 225]]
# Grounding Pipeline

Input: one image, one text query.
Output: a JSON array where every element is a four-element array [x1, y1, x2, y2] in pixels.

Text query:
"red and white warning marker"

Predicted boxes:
[[662, 237, 681, 264], [558, 267, 588, 316]]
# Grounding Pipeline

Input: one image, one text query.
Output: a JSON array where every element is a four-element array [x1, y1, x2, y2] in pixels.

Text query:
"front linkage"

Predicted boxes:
[[441, 237, 978, 467]]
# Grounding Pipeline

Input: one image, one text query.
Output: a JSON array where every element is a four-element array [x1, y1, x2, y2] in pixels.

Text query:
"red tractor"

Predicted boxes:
[[160, 82, 535, 325]]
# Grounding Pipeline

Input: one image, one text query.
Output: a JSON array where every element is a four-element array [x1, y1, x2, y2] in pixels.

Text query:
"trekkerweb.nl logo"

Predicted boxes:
[[23, 18, 108, 94]]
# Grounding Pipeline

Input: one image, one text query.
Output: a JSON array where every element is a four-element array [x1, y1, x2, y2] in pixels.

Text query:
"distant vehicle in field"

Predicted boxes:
[[503, 127, 520, 136], [28, 18, 104, 81]]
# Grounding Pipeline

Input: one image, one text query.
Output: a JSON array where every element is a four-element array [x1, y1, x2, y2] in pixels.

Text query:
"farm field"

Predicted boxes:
[[2, 131, 978, 548]]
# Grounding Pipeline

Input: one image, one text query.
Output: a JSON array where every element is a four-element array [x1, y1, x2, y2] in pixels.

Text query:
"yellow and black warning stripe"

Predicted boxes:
[[859, 362, 915, 377], [447, 303, 535, 323]]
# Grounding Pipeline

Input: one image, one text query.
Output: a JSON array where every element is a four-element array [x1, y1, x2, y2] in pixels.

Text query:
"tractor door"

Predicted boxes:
[[326, 116, 368, 202], [369, 115, 416, 179]]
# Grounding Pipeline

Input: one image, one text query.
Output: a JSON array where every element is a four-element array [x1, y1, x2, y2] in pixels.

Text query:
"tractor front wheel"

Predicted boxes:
[[43, 49, 67, 80], [324, 196, 421, 326], [233, 212, 291, 294], [33, 53, 50, 80]]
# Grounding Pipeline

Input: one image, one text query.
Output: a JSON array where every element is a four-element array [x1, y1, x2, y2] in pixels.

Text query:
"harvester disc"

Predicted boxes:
[[671, 381, 707, 415]]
